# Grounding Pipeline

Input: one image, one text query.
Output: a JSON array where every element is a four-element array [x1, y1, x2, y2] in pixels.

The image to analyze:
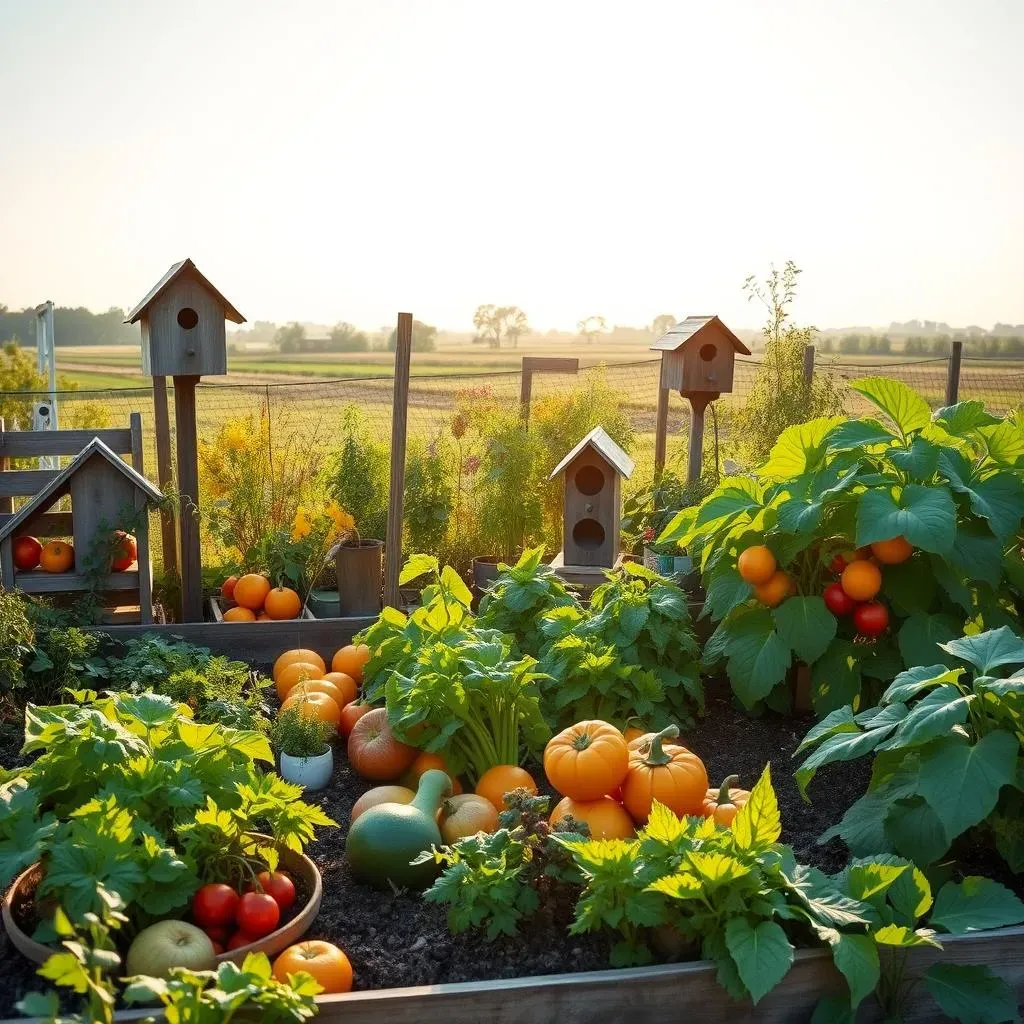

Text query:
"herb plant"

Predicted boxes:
[[797, 626, 1024, 872], [272, 706, 332, 758]]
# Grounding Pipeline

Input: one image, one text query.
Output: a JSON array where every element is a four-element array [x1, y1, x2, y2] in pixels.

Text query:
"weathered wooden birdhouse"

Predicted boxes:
[[125, 258, 245, 377], [549, 427, 634, 569], [651, 314, 750, 394]]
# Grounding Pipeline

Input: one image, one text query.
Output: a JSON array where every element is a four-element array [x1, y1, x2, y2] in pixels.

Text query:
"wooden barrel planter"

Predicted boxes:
[[2, 841, 322, 969]]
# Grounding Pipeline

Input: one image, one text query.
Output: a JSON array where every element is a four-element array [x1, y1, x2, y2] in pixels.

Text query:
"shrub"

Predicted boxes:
[[271, 706, 332, 758], [324, 405, 389, 542], [0, 590, 34, 703], [404, 435, 456, 557]]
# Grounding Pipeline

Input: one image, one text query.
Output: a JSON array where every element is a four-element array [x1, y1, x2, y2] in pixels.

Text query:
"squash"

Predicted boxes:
[[543, 720, 629, 801], [347, 708, 418, 781], [440, 794, 499, 843], [701, 776, 750, 826], [345, 769, 452, 889], [550, 795, 635, 839], [350, 785, 415, 823], [620, 725, 708, 824], [474, 764, 537, 811]]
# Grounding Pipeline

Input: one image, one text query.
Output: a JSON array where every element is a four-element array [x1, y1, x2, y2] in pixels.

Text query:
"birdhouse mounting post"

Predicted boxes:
[[173, 375, 203, 622], [684, 391, 717, 486]]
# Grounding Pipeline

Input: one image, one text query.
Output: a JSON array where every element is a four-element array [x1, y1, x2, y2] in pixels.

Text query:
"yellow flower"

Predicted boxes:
[[221, 422, 250, 453], [291, 506, 313, 541], [326, 502, 355, 539]]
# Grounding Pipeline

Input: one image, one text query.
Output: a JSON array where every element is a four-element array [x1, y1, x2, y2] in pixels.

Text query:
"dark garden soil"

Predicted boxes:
[[0, 679, 1019, 1019]]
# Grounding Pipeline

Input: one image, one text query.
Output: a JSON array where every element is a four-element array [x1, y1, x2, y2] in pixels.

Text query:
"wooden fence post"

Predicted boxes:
[[173, 376, 203, 622], [519, 357, 580, 427], [152, 376, 178, 582], [0, 418, 10, 516], [946, 340, 963, 406], [654, 387, 669, 476], [384, 313, 413, 610], [802, 345, 815, 390]]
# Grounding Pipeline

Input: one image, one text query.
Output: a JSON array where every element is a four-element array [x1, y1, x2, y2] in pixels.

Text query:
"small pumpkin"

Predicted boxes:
[[347, 708, 418, 781], [475, 765, 537, 811], [550, 796, 635, 840], [544, 720, 629, 801], [440, 793, 499, 843], [405, 751, 463, 794], [701, 776, 751, 827], [620, 725, 708, 824]]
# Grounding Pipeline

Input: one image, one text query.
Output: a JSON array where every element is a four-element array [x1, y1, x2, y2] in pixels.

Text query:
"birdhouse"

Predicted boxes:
[[650, 315, 750, 394], [125, 258, 245, 377], [549, 427, 634, 568]]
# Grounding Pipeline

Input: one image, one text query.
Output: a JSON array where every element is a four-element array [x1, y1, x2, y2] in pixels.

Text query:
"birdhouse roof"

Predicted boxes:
[[549, 426, 635, 481], [650, 315, 751, 355], [0, 439, 163, 543], [125, 259, 246, 325]]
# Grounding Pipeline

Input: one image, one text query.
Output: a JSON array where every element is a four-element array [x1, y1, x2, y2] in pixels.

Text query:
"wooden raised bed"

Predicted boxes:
[[4, 925, 1022, 1024]]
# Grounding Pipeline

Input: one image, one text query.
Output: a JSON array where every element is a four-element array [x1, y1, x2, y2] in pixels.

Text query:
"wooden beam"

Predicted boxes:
[[383, 313, 413, 610], [0, 511, 73, 537], [946, 340, 963, 406], [520, 356, 579, 426], [0, 469, 62, 499], [802, 344, 815, 389], [653, 387, 669, 475], [0, 419, 11, 517], [173, 375, 203, 621], [152, 375, 179, 583], [685, 393, 716, 485], [0, 427, 133, 458], [13, 569, 141, 594]]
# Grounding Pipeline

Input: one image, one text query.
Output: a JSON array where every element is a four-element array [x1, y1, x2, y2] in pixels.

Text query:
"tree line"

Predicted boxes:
[[819, 333, 1024, 357], [0, 304, 137, 346]]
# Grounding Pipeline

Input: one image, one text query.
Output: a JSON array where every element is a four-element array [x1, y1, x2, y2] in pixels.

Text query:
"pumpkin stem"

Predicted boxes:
[[717, 775, 739, 805], [572, 729, 594, 751], [643, 725, 680, 766]]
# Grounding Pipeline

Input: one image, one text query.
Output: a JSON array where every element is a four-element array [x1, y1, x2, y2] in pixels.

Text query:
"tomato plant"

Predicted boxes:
[[659, 380, 1024, 716]]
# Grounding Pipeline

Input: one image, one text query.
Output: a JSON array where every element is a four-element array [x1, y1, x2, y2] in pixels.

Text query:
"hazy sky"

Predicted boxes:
[[1, 0, 1021, 333]]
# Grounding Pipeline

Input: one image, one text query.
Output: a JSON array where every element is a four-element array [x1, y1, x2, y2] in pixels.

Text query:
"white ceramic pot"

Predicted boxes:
[[280, 747, 333, 791]]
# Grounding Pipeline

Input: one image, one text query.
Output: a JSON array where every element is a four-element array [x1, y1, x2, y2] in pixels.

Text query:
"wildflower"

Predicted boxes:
[[451, 413, 468, 439], [326, 501, 355, 540], [643, 527, 655, 542], [292, 506, 313, 541], [464, 455, 481, 475]]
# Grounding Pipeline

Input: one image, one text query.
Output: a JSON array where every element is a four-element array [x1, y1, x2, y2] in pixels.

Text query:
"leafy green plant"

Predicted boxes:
[[0, 588, 34, 703], [475, 545, 581, 656], [417, 790, 588, 938], [796, 626, 1024, 872], [25, 627, 105, 705], [272, 706, 332, 758], [324, 404, 390, 542], [662, 381, 1024, 716], [405, 435, 457, 556], [622, 467, 714, 554], [162, 657, 272, 732]]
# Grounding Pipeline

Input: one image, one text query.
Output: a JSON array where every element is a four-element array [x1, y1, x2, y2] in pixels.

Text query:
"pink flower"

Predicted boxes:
[[643, 527, 655, 542], [464, 455, 481, 475]]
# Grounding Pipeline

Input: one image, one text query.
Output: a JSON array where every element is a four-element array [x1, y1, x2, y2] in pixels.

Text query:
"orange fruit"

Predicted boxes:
[[290, 678, 353, 710], [221, 576, 239, 601], [870, 537, 913, 565], [224, 606, 257, 622], [405, 751, 463, 794], [39, 541, 74, 573], [754, 570, 791, 608], [474, 765, 538, 811], [737, 545, 776, 585], [332, 644, 371, 683], [323, 671, 358, 697], [841, 559, 882, 601], [550, 795, 635, 839], [275, 661, 325, 702], [256, 613, 271, 621], [272, 941, 352, 993], [280, 691, 341, 730], [234, 574, 271, 611], [264, 586, 302, 620], [274, 650, 327, 681]]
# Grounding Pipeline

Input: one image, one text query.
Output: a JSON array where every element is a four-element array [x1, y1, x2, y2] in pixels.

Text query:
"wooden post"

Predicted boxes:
[[654, 387, 669, 476], [384, 313, 413, 610], [685, 393, 716, 486], [946, 340, 963, 406], [802, 344, 815, 390], [0, 418, 11, 516], [152, 376, 178, 580], [173, 376, 203, 622], [519, 356, 579, 426]]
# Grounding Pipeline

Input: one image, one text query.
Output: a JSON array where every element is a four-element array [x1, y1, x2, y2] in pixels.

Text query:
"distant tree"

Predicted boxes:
[[505, 309, 530, 349], [275, 322, 306, 353], [839, 334, 862, 354], [905, 337, 927, 356], [327, 322, 369, 352], [820, 336, 834, 353], [577, 315, 607, 345], [472, 305, 527, 348], [877, 335, 891, 354], [388, 319, 437, 353], [930, 336, 952, 356], [650, 314, 676, 340]]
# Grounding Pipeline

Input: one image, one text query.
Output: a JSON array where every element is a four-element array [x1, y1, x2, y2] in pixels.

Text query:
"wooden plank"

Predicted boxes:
[[946, 339, 963, 406], [152, 376, 179, 580], [69, 457, 134, 556], [173, 375, 203, 621], [519, 365, 533, 422], [0, 418, 10, 516], [521, 356, 579, 373], [0, 511, 72, 537], [0, 427, 133, 458], [654, 386, 669, 474], [384, 313, 413, 609], [0, 469, 62, 499], [14, 569, 140, 593]]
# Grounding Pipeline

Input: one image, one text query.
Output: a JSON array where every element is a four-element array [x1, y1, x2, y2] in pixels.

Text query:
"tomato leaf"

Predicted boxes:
[[924, 964, 1021, 1024], [773, 596, 837, 665], [855, 483, 957, 555], [931, 876, 1024, 935], [897, 613, 962, 669], [941, 625, 1024, 674], [831, 933, 880, 1010], [724, 610, 791, 709]]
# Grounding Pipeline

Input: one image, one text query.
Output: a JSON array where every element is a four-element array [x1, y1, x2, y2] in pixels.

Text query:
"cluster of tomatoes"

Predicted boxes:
[[11, 530, 136, 574], [191, 871, 296, 953]]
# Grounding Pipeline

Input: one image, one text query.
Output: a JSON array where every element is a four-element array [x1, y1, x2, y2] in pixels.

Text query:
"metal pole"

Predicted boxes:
[[945, 340, 963, 406]]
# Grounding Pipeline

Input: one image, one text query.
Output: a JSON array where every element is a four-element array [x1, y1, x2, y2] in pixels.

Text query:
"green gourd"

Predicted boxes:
[[346, 768, 452, 889]]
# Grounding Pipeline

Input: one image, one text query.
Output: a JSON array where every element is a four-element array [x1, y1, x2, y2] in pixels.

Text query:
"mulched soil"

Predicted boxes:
[[0, 679, 1017, 1018]]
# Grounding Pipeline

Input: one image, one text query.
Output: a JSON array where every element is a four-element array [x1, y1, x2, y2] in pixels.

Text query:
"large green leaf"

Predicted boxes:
[[795, 705, 858, 755], [885, 685, 971, 747], [885, 797, 949, 865], [732, 765, 780, 851], [703, 566, 752, 621], [760, 417, 845, 480], [873, 924, 942, 948], [917, 732, 1019, 841], [855, 484, 956, 554], [941, 455, 1024, 542], [897, 613, 962, 669], [849, 378, 932, 437], [890, 436, 940, 482], [924, 964, 1021, 1024], [977, 420, 1024, 469], [796, 725, 894, 797], [831, 933, 880, 1010], [931, 877, 1024, 935], [942, 626, 1024, 674], [724, 918, 794, 1005], [826, 417, 899, 452], [933, 401, 1000, 436], [882, 664, 959, 704], [692, 482, 764, 531], [400, 553, 439, 585], [951, 522, 1006, 590], [881, 557, 937, 616], [810, 995, 856, 1024], [810, 639, 862, 717], [773, 597, 837, 664], [725, 610, 791, 709]]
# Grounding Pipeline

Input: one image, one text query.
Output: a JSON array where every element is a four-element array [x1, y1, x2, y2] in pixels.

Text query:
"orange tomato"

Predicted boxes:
[[754, 570, 791, 608], [405, 751, 462, 794], [322, 672, 358, 706], [39, 541, 74, 573], [290, 679, 349, 709], [272, 941, 352, 994], [550, 795, 635, 839], [339, 701, 372, 738], [275, 662, 324, 702], [841, 559, 882, 601], [870, 537, 913, 565], [264, 586, 302, 620], [234, 574, 271, 611], [280, 691, 341, 730], [223, 607, 257, 622], [274, 649, 327, 680], [332, 644, 370, 683], [737, 545, 777, 585], [474, 765, 537, 811], [221, 576, 239, 601]]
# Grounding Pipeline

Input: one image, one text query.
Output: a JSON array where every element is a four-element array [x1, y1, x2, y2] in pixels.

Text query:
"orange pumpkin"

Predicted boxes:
[[701, 776, 751, 827], [405, 751, 463, 794], [622, 723, 647, 745], [440, 794, 499, 843], [544, 720, 629, 801], [321, 672, 358, 706], [332, 644, 370, 683], [280, 691, 341, 730], [474, 765, 538, 811], [339, 701, 372, 738], [350, 785, 415, 822], [550, 796, 635, 839], [221, 576, 239, 601], [274, 649, 327, 681], [347, 708, 418, 781], [223, 606, 257, 622], [620, 725, 708, 823], [233, 573, 271, 611], [264, 586, 302, 620], [275, 661, 324, 702], [289, 678, 349, 710], [39, 541, 74, 573], [272, 940, 352, 993]]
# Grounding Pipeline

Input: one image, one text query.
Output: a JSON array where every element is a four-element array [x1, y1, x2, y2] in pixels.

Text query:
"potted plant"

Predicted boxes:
[[272, 706, 335, 791], [329, 509, 384, 616]]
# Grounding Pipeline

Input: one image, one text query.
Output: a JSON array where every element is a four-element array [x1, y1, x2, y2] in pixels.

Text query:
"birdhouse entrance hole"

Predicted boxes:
[[572, 517, 605, 550], [574, 464, 606, 496], [699, 342, 716, 361], [176, 307, 199, 330]]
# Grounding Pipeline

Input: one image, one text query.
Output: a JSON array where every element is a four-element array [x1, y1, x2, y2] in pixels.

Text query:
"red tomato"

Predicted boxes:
[[236, 891, 280, 938], [110, 531, 137, 572], [828, 553, 847, 575], [192, 883, 240, 929], [823, 583, 856, 616], [204, 924, 229, 944], [13, 536, 42, 571], [211, 941, 225, 955], [246, 871, 296, 912], [853, 601, 889, 637], [226, 930, 256, 951]]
